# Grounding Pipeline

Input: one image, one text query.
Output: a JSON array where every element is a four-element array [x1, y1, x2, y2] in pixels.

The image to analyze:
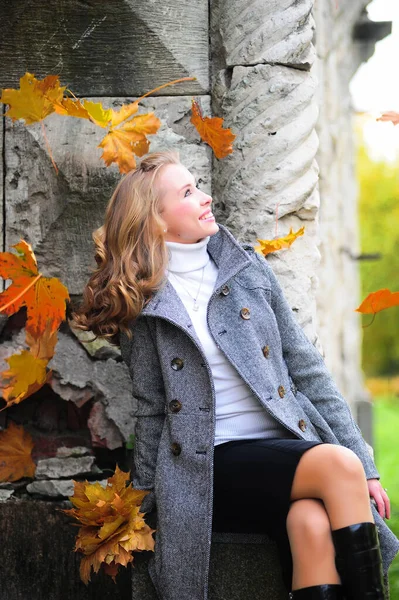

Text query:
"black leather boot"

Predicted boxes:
[[331, 521, 385, 599], [289, 584, 345, 599]]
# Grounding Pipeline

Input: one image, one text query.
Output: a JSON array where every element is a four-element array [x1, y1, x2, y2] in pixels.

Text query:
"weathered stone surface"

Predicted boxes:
[[131, 529, 287, 600], [88, 401, 124, 450], [0, 489, 14, 502], [26, 478, 108, 498], [35, 456, 95, 480], [69, 326, 121, 360], [211, 0, 316, 75], [211, 61, 321, 347], [0, 499, 132, 598], [0, 0, 208, 96], [48, 330, 136, 446], [26, 479, 76, 497], [5, 95, 211, 296], [56, 445, 92, 458]]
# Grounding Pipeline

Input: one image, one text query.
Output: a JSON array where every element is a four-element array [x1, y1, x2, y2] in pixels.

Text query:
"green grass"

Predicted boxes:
[[373, 395, 399, 599]]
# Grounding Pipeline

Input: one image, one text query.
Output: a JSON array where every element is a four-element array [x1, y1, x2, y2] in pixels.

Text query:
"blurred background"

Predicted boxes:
[[351, 0, 399, 595]]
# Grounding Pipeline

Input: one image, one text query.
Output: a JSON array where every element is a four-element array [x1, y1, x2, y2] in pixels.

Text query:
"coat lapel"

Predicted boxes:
[[140, 223, 253, 340]]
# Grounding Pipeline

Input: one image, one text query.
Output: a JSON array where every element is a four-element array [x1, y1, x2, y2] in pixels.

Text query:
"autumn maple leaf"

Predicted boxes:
[[0, 421, 36, 482], [98, 113, 161, 174], [190, 98, 236, 159], [254, 226, 305, 256], [0, 239, 69, 339], [355, 289, 399, 315], [62, 465, 155, 584], [0, 72, 65, 124]]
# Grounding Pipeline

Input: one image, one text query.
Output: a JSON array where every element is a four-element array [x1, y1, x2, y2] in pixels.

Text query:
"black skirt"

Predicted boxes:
[[211, 437, 325, 592]]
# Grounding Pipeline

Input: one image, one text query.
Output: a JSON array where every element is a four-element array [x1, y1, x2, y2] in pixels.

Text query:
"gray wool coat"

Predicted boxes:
[[119, 222, 399, 600]]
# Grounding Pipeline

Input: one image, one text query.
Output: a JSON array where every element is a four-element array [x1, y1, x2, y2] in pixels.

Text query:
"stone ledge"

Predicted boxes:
[[131, 532, 288, 600]]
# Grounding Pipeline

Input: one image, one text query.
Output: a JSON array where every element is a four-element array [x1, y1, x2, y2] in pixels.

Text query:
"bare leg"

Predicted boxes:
[[286, 498, 341, 590], [290, 444, 374, 529]]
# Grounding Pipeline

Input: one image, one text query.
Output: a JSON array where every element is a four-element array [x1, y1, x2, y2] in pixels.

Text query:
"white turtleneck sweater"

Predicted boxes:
[[165, 235, 297, 445]]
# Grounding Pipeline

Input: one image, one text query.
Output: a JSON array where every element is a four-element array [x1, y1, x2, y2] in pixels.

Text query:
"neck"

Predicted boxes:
[[165, 236, 210, 273]]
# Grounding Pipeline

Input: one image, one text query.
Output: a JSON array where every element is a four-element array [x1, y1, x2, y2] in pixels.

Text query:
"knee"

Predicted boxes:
[[324, 445, 365, 481], [286, 498, 331, 544]]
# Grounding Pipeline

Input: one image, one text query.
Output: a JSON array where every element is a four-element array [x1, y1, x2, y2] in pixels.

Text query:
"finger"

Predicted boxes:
[[381, 490, 391, 519], [373, 493, 385, 519]]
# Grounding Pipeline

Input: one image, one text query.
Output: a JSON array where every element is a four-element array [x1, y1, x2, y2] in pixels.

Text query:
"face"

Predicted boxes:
[[157, 163, 219, 243]]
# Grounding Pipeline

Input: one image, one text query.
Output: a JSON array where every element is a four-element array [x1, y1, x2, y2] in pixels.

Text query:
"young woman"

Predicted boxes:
[[72, 150, 399, 600]]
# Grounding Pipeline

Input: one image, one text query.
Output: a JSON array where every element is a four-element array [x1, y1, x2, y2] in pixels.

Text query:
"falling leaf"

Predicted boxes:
[[254, 226, 305, 256], [376, 112, 399, 126], [98, 113, 161, 174], [0, 72, 65, 124], [0, 421, 36, 482], [0, 240, 67, 407], [62, 465, 155, 584], [190, 98, 235, 159], [355, 288, 399, 315], [0, 349, 53, 409], [0, 239, 69, 339]]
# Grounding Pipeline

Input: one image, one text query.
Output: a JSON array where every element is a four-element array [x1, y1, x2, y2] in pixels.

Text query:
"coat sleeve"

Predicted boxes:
[[119, 317, 166, 513], [252, 251, 380, 480]]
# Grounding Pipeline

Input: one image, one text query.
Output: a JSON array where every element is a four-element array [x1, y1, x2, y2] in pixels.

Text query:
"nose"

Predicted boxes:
[[201, 190, 212, 204]]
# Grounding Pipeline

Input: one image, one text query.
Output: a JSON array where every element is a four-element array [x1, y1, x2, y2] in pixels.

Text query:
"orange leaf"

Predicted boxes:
[[110, 100, 140, 128], [254, 226, 305, 256], [190, 98, 235, 159], [0, 239, 69, 339], [0, 349, 53, 408], [98, 113, 161, 173], [53, 97, 92, 120], [0, 72, 65, 124], [62, 465, 155, 584], [0, 421, 36, 482], [355, 289, 399, 314], [376, 112, 399, 126]]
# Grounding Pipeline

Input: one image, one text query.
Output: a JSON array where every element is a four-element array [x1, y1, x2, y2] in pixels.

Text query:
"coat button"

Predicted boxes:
[[171, 357, 184, 370], [171, 442, 181, 456], [220, 285, 230, 296], [240, 307, 251, 319], [298, 419, 307, 432], [169, 399, 182, 413], [262, 345, 270, 358], [278, 385, 285, 398]]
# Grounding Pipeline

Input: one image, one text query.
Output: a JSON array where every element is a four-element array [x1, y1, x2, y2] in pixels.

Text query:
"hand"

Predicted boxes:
[[367, 479, 390, 519]]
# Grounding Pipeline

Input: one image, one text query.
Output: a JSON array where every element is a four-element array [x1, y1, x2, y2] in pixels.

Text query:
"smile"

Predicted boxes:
[[199, 212, 215, 221]]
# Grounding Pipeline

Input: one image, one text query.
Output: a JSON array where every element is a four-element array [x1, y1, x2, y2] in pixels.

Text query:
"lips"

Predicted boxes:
[[199, 211, 214, 220]]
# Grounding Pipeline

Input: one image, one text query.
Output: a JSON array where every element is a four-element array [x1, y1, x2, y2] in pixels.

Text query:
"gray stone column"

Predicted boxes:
[[210, 0, 322, 349]]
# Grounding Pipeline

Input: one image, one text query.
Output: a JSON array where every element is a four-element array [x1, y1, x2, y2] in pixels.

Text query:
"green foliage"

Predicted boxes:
[[374, 395, 399, 597], [356, 126, 399, 376]]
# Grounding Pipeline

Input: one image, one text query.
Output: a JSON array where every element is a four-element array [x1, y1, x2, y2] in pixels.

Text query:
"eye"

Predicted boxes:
[[184, 183, 199, 197]]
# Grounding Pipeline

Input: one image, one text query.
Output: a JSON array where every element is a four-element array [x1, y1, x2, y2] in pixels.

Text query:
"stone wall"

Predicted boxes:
[[0, 1, 392, 597]]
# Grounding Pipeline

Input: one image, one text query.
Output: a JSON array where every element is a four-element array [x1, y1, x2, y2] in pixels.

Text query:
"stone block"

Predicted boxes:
[[0, 0, 209, 96], [35, 456, 95, 480], [131, 530, 287, 600], [211, 0, 315, 75], [0, 499, 132, 599], [5, 95, 211, 296]]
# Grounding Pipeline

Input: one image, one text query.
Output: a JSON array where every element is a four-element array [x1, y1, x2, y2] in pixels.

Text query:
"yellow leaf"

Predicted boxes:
[[254, 226, 305, 256], [0, 72, 66, 124], [62, 465, 155, 584]]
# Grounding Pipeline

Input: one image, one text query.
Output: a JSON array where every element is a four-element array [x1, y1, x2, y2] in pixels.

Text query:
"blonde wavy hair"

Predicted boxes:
[[70, 149, 181, 345]]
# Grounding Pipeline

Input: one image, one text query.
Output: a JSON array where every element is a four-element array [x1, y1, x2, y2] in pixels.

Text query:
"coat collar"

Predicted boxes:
[[140, 223, 252, 324]]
